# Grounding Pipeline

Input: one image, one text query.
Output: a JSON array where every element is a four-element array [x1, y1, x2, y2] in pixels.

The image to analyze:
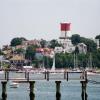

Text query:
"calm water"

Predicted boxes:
[[0, 72, 100, 100]]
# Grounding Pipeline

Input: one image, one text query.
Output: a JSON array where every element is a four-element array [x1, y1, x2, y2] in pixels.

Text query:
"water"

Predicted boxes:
[[0, 72, 100, 100]]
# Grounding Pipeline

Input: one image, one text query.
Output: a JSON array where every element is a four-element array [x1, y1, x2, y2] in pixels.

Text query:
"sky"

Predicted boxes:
[[0, 0, 100, 47]]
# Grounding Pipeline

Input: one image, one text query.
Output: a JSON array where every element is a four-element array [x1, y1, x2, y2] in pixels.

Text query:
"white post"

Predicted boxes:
[[51, 51, 55, 71]]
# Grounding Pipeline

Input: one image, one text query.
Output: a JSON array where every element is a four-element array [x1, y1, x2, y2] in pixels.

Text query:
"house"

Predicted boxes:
[[54, 47, 63, 53], [0, 55, 10, 69], [10, 54, 25, 68], [58, 38, 75, 53], [22, 39, 41, 47], [95, 39, 100, 49], [77, 43, 87, 54]]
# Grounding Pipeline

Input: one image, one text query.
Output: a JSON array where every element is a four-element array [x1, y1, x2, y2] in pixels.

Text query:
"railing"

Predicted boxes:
[[0, 70, 87, 82]]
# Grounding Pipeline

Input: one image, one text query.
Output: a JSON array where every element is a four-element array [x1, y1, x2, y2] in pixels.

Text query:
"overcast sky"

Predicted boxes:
[[0, 0, 100, 47]]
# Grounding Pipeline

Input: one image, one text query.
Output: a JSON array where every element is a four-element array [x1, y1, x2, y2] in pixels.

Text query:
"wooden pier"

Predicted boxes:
[[0, 70, 88, 100]]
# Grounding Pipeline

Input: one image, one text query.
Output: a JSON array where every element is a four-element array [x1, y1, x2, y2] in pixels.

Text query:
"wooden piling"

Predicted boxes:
[[5, 71, 7, 80], [67, 72, 68, 81], [27, 72, 29, 81], [44, 70, 46, 79], [7, 71, 9, 81], [85, 71, 87, 82], [29, 81, 35, 100], [25, 71, 27, 79], [55, 81, 61, 100], [80, 81, 88, 100], [64, 70, 66, 79], [47, 71, 49, 81], [1, 81, 7, 100]]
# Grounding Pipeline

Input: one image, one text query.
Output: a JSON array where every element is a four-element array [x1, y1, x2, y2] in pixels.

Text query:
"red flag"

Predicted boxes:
[[60, 23, 71, 31]]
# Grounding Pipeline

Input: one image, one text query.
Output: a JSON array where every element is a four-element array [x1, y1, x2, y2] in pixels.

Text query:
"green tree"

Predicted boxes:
[[40, 39, 47, 48], [74, 46, 79, 54], [95, 35, 100, 40], [55, 53, 74, 68], [95, 35, 100, 46], [80, 37, 97, 52], [55, 53, 64, 68], [78, 53, 87, 68], [10, 37, 27, 46], [15, 48, 25, 54], [49, 39, 62, 49], [93, 49, 100, 68], [25, 45, 38, 60], [71, 34, 81, 45], [0, 49, 4, 55]]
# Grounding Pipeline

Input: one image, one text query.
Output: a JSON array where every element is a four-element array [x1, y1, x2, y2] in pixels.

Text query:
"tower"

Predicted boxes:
[[59, 23, 71, 49], [59, 23, 71, 39]]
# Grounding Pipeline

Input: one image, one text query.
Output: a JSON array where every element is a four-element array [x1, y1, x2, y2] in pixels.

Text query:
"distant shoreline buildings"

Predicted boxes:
[[0, 22, 100, 69]]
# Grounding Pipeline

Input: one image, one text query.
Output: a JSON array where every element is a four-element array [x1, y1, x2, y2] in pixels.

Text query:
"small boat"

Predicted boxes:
[[0, 70, 4, 74], [87, 71, 96, 75], [16, 70, 25, 73], [10, 82, 19, 88]]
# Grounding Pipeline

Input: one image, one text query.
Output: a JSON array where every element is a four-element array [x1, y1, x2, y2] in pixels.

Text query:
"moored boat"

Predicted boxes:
[[0, 70, 4, 74], [10, 82, 19, 88]]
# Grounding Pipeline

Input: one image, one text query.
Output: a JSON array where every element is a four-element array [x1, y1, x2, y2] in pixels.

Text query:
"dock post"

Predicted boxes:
[[64, 70, 66, 79], [44, 70, 46, 79], [85, 71, 87, 82], [27, 72, 29, 81], [25, 71, 27, 79], [55, 81, 61, 100], [47, 71, 49, 81], [80, 81, 88, 100], [1, 81, 7, 100], [5, 71, 7, 80], [67, 72, 68, 81], [7, 71, 9, 81], [29, 81, 35, 100]]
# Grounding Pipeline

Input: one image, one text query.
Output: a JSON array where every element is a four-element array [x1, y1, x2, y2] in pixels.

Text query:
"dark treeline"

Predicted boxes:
[[43, 50, 100, 69]]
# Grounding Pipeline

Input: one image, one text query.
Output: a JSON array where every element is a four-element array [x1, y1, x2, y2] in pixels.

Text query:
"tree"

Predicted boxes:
[[10, 37, 27, 46], [95, 35, 100, 39], [80, 37, 97, 52], [0, 49, 4, 55], [95, 35, 100, 46], [15, 48, 25, 54], [78, 53, 87, 68], [74, 46, 79, 54], [49, 39, 62, 49], [25, 45, 38, 60], [55, 53, 74, 68], [92, 49, 100, 68], [40, 39, 47, 48], [71, 34, 81, 45]]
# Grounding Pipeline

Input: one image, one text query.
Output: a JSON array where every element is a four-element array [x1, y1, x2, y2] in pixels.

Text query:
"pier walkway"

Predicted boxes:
[[0, 70, 88, 100], [0, 69, 100, 100], [0, 70, 87, 82]]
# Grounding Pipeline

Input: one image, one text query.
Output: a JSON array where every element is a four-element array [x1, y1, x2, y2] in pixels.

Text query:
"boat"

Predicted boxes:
[[10, 82, 19, 88], [16, 70, 25, 73], [87, 71, 96, 75], [0, 70, 4, 74], [87, 70, 100, 75]]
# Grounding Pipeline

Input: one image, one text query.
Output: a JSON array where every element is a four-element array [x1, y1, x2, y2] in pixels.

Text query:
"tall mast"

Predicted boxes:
[[90, 53, 92, 69]]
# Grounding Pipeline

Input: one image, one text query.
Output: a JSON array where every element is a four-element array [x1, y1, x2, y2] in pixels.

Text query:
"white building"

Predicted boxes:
[[95, 39, 100, 49], [54, 47, 63, 53], [58, 38, 75, 53], [77, 43, 87, 54]]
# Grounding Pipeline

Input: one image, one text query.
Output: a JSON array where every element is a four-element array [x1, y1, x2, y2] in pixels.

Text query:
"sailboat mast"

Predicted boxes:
[[90, 53, 92, 69], [74, 53, 75, 68]]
